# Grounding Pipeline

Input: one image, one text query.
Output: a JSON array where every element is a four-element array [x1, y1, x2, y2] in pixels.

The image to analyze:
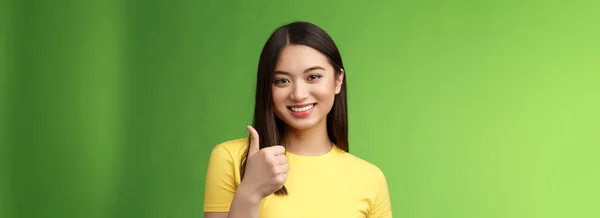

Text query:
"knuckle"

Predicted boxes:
[[269, 158, 278, 166], [276, 176, 284, 184], [261, 151, 270, 158]]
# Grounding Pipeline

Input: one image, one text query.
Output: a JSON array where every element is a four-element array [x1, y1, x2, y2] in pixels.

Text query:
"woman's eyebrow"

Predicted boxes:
[[303, 66, 325, 73], [275, 66, 325, 75]]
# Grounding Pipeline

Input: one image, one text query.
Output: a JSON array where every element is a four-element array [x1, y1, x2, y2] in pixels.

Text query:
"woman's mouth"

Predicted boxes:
[[288, 103, 315, 117]]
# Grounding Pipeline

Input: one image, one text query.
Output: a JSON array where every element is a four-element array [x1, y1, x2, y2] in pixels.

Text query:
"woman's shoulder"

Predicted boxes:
[[338, 151, 386, 178], [210, 137, 249, 162]]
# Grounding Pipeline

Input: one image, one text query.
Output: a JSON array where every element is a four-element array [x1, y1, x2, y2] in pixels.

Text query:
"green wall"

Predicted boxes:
[[1, 0, 599, 218]]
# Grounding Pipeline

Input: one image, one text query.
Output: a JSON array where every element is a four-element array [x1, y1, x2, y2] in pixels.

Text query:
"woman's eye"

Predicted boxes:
[[274, 78, 290, 84], [308, 75, 322, 80]]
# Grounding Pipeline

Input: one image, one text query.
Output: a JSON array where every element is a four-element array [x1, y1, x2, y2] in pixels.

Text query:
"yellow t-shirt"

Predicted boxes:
[[204, 138, 393, 218]]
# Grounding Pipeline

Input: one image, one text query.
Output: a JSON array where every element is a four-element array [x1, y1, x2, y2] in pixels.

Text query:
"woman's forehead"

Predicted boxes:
[[275, 44, 331, 73]]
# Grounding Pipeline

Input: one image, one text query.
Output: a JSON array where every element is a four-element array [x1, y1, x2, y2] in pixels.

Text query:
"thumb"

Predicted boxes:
[[247, 125, 260, 157]]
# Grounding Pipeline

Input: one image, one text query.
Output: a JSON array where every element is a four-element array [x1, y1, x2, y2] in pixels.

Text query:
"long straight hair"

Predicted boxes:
[[240, 21, 348, 196]]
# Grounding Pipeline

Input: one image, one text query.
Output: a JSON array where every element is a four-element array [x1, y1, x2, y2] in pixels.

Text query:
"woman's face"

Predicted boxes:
[[272, 44, 344, 131]]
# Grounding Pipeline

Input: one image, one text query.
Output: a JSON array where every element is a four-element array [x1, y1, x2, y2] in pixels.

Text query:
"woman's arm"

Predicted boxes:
[[204, 183, 261, 218], [203, 212, 227, 218], [229, 183, 262, 218]]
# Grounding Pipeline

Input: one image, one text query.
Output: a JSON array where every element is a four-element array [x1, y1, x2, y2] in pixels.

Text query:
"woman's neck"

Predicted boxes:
[[282, 122, 332, 156]]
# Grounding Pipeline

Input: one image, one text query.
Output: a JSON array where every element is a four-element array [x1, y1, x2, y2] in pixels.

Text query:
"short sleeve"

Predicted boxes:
[[368, 168, 393, 218], [203, 143, 238, 212]]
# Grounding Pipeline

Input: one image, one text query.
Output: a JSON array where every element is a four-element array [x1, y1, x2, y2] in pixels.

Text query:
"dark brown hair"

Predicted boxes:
[[240, 21, 348, 196]]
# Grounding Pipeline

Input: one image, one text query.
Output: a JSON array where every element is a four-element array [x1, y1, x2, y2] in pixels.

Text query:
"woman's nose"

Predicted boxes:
[[290, 83, 309, 101]]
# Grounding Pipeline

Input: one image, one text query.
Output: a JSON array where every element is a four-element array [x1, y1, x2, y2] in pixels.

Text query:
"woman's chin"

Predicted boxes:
[[284, 118, 324, 131]]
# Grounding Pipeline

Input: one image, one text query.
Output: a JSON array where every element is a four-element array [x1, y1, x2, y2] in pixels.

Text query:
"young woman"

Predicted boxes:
[[204, 21, 392, 218]]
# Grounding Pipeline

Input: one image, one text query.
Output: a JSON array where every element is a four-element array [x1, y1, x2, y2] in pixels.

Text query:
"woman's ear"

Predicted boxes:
[[335, 68, 345, 94]]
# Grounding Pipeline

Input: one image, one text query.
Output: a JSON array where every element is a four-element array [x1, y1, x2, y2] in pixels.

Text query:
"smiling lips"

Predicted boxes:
[[288, 103, 315, 118]]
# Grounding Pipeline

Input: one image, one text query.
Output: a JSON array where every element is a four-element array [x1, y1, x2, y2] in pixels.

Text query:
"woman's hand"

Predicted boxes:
[[239, 126, 289, 200]]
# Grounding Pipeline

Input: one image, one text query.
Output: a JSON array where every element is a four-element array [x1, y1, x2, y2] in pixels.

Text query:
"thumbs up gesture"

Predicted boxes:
[[241, 126, 289, 199]]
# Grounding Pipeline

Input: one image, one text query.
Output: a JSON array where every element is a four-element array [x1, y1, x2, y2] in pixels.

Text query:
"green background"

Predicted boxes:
[[1, 0, 599, 217]]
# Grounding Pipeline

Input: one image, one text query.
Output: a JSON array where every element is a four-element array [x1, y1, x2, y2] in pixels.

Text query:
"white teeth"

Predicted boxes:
[[290, 104, 314, 112]]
